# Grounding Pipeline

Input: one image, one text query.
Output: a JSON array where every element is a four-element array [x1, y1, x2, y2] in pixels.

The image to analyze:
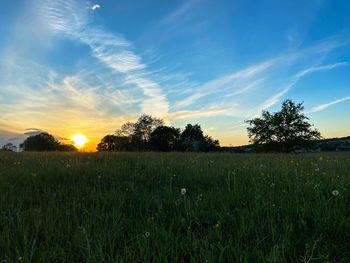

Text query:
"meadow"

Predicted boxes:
[[0, 152, 349, 262]]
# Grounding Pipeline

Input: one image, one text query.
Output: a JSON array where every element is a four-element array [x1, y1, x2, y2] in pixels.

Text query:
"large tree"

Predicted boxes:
[[149, 126, 181, 151], [20, 132, 77, 151], [246, 99, 322, 152], [97, 135, 133, 152], [21, 133, 60, 151], [115, 114, 164, 150], [179, 124, 220, 152]]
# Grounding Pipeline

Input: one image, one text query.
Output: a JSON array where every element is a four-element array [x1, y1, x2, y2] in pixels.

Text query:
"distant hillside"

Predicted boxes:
[[222, 136, 350, 153]]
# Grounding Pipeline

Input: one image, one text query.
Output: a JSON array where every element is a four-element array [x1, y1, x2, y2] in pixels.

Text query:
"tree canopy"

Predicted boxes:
[[20, 132, 77, 152], [246, 99, 321, 152]]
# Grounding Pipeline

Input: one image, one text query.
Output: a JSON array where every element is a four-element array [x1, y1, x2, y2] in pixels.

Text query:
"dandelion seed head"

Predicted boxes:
[[332, 190, 339, 196]]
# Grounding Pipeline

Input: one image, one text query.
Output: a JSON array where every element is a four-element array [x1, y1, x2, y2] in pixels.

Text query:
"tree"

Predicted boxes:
[[149, 126, 181, 151], [199, 135, 221, 152], [179, 124, 205, 151], [181, 124, 204, 142], [246, 99, 322, 152], [21, 132, 60, 151], [133, 114, 164, 148], [20, 132, 77, 151], [97, 135, 117, 151], [97, 135, 133, 152], [115, 114, 164, 150]]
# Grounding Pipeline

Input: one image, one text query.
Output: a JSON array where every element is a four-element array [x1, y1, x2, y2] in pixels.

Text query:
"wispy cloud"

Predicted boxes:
[[174, 59, 275, 109], [308, 96, 350, 113], [161, 0, 203, 25], [167, 105, 235, 120], [40, 0, 169, 116], [295, 62, 348, 79], [89, 4, 100, 11], [259, 61, 348, 112]]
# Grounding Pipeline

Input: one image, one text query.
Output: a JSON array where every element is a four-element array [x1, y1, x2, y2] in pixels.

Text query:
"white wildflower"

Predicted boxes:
[[143, 232, 150, 238], [181, 188, 186, 195], [332, 190, 339, 196], [315, 167, 320, 172]]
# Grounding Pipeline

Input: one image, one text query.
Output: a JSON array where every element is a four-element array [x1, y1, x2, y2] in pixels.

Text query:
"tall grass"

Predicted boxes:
[[0, 152, 349, 262]]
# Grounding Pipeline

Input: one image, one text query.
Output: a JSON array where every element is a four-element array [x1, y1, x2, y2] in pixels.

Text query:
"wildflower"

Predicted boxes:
[[270, 183, 275, 187], [315, 168, 319, 172], [31, 173, 37, 177], [197, 194, 203, 200], [18, 257, 22, 261], [319, 156, 323, 161], [215, 223, 220, 228], [181, 188, 186, 195], [332, 190, 339, 196], [143, 232, 150, 238], [272, 203, 276, 207]]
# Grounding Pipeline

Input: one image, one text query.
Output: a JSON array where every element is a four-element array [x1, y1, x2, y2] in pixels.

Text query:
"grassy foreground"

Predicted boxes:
[[0, 152, 349, 262]]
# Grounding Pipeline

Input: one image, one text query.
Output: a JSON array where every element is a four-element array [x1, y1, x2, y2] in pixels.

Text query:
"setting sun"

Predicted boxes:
[[71, 133, 88, 148]]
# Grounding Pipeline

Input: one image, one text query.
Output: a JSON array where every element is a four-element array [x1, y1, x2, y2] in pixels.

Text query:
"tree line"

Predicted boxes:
[[4, 99, 323, 153], [97, 115, 220, 152]]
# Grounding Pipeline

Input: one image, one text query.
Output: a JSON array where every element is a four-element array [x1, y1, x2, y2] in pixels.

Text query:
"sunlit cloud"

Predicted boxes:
[[89, 4, 100, 11]]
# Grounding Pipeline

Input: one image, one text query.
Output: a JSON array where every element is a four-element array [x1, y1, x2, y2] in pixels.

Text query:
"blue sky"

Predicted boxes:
[[0, 0, 349, 149]]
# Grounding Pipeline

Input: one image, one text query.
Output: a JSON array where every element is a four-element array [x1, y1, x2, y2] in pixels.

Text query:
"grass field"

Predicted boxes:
[[0, 152, 349, 262]]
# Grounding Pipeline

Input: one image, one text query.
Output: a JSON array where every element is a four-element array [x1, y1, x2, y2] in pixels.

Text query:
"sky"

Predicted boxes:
[[0, 0, 350, 151]]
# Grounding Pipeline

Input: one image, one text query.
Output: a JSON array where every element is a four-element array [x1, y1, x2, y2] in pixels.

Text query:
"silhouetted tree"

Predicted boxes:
[[97, 135, 134, 152], [97, 135, 117, 151], [246, 99, 322, 152], [199, 135, 221, 152], [20, 132, 76, 151], [115, 115, 164, 150], [181, 124, 204, 142], [179, 124, 205, 151], [149, 126, 181, 151], [21, 133, 60, 151], [133, 115, 164, 149]]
